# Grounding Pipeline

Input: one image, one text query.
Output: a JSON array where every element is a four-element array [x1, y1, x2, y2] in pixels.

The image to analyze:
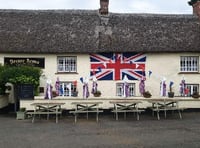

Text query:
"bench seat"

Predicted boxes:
[[27, 111, 62, 123], [69, 110, 103, 114], [69, 109, 103, 123], [111, 109, 144, 121], [27, 111, 62, 115], [111, 109, 145, 113], [149, 107, 186, 111], [148, 107, 186, 120]]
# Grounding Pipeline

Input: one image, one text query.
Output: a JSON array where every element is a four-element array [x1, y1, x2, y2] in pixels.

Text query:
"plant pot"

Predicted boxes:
[[192, 94, 199, 99], [73, 91, 78, 97], [16, 111, 26, 120], [94, 94, 101, 97], [93, 91, 101, 97], [168, 92, 174, 98], [143, 91, 152, 98]]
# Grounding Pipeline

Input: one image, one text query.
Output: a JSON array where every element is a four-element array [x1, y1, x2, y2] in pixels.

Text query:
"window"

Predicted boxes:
[[185, 84, 199, 97], [116, 83, 135, 97], [180, 56, 199, 72], [57, 56, 77, 72], [59, 82, 77, 97]]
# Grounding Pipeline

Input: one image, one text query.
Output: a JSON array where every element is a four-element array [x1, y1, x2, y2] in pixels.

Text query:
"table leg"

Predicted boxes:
[[164, 102, 167, 118], [87, 112, 89, 120], [32, 114, 35, 123], [156, 104, 160, 120], [115, 105, 118, 121], [177, 102, 182, 119], [136, 106, 139, 121], [47, 113, 49, 120], [96, 107, 99, 122], [56, 108, 58, 123], [96, 112, 99, 122], [124, 112, 126, 120], [75, 113, 77, 123], [157, 111, 160, 120], [164, 109, 167, 118], [32, 106, 37, 123]]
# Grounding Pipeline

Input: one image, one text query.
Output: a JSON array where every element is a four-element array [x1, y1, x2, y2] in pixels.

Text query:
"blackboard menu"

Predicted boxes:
[[17, 84, 34, 100]]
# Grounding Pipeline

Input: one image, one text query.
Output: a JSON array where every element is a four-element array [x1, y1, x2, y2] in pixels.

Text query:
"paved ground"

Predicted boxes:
[[0, 110, 200, 148]]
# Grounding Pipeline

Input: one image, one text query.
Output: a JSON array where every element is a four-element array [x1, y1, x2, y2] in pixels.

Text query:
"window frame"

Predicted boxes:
[[58, 81, 77, 97], [185, 84, 199, 97], [180, 56, 199, 73], [57, 56, 77, 73], [116, 83, 135, 97]]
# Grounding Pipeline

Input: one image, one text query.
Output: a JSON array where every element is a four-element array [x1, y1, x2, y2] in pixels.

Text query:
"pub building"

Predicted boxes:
[[0, 0, 200, 110]]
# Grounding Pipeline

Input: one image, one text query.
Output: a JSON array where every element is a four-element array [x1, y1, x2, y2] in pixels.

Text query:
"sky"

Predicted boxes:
[[0, 0, 193, 14]]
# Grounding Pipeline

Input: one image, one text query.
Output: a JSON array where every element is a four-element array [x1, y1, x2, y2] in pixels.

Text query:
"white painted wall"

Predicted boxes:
[[0, 52, 200, 98]]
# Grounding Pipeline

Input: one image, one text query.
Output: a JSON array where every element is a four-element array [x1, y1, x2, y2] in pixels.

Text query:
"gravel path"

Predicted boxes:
[[0, 111, 200, 148]]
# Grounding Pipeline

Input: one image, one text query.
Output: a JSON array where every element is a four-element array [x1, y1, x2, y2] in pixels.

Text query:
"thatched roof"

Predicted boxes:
[[0, 9, 199, 54]]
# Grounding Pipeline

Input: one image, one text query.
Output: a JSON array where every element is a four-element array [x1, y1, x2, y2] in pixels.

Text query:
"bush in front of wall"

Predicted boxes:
[[0, 65, 42, 95]]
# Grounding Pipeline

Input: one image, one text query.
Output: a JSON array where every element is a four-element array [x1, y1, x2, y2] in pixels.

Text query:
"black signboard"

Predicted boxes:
[[4, 57, 45, 68], [17, 84, 34, 100]]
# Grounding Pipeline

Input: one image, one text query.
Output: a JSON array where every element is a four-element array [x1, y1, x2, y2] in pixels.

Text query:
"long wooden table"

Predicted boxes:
[[30, 102, 65, 123], [70, 101, 103, 123], [109, 100, 144, 121]]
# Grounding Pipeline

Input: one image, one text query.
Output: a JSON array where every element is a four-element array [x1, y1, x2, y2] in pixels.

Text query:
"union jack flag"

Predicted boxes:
[[90, 53, 146, 80]]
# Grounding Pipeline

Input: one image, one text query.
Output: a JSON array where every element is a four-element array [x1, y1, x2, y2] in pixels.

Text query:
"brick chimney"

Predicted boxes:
[[192, 1, 200, 19], [99, 0, 109, 15]]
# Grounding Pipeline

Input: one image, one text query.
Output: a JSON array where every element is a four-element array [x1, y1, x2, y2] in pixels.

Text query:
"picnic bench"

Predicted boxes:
[[69, 101, 103, 123], [147, 99, 186, 120], [29, 102, 65, 123], [109, 100, 145, 121]]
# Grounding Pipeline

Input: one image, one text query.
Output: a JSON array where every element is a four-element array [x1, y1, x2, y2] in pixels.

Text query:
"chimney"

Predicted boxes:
[[99, 0, 109, 15], [188, 0, 200, 19], [193, 1, 200, 19]]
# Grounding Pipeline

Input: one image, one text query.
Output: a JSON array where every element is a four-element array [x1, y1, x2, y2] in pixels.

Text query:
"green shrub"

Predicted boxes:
[[0, 65, 42, 95]]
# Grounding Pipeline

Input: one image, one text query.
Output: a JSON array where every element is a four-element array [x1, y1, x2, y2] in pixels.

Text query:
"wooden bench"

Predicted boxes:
[[69, 109, 103, 123], [148, 107, 187, 120], [111, 109, 145, 120], [27, 111, 62, 123], [29, 102, 65, 123], [109, 100, 144, 121]]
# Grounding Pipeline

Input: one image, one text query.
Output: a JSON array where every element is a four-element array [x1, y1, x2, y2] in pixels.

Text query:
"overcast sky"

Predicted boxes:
[[0, 0, 193, 14]]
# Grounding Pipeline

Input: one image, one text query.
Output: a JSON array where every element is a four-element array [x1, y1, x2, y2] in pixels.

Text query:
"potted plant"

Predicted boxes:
[[168, 82, 174, 98], [52, 90, 58, 97], [188, 0, 200, 6], [191, 91, 199, 98], [93, 90, 101, 97], [143, 91, 152, 98], [72, 91, 78, 97], [16, 107, 26, 120]]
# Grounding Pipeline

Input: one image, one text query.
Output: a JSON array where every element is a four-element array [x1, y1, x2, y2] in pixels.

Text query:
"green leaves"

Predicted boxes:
[[9, 75, 39, 86], [0, 65, 42, 95]]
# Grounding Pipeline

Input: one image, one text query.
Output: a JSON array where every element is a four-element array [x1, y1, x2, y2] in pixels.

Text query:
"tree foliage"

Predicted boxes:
[[0, 65, 42, 95]]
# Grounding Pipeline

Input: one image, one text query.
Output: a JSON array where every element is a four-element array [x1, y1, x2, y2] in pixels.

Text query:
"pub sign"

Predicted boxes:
[[4, 57, 45, 68]]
